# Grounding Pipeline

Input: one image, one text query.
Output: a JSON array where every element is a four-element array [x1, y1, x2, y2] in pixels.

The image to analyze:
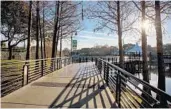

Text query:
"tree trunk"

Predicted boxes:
[[55, 29, 60, 57], [39, 9, 43, 59], [35, 1, 39, 59], [60, 30, 62, 57], [141, 1, 150, 95], [8, 45, 12, 60], [71, 35, 73, 57], [39, 8, 43, 76], [43, 1, 46, 58], [51, 1, 60, 58], [117, 1, 124, 68], [59, 3, 63, 57], [141, 1, 150, 83], [26, 1, 32, 60], [155, 1, 167, 106]]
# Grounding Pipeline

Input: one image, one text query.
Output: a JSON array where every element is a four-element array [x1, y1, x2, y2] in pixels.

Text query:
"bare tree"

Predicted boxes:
[[1, 1, 29, 59], [50, 1, 82, 58], [155, 1, 167, 106], [133, 1, 171, 95], [51, 1, 60, 58], [35, 1, 39, 59], [26, 1, 32, 60], [141, 1, 151, 97], [117, 1, 124, 68], [87, 1, 138, 67], [42, 2, 46, 58]]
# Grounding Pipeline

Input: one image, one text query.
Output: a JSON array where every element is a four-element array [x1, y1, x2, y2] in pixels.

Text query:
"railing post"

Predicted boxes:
[[68, 58, 69, 65], [23, 64, 28, 86], [41, 59, 44, 76], [71, 57, 73, 64], [95, 58, 97, 66], [58, 58, 60, 69], [60, 59, 62, 68], [68, 58, 70, 65], [116, 71, 121, 108], [64, 58, 66, 66], [106, 65, 109, 86], [56, 59, 58, 70], [50, 59, 53, 71], [44, 59, 47, 74], [99, 61, 102, 74], [104, 63, 106, 80], [60, 58, 62, 68]]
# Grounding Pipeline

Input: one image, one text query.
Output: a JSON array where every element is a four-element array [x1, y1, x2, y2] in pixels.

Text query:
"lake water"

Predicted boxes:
[[99, 58, 171, 95], [135, 68, 171, 96]]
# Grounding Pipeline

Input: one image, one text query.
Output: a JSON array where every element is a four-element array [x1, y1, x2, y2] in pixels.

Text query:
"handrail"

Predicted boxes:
[[99, 58, 171, 101], [1, 57, 70, 64], [96, 58, 171, 108], [1, 57, 71, 97]]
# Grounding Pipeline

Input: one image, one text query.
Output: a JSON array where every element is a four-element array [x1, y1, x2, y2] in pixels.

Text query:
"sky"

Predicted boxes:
[[1, 1, 171, 50], [61, 1, 171, 50], [62, 16, 171, 50]]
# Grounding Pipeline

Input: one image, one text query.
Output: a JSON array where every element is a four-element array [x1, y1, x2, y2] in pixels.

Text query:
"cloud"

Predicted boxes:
[[77, 35, 116, 41]]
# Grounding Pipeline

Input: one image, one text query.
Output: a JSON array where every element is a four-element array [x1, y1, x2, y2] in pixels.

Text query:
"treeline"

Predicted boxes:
[[75, 43, 171, 56], [1, 1, 82, 60]]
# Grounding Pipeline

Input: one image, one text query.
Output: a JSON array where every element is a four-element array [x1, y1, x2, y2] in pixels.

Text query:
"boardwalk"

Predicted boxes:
[[1, 62, 116, 108]]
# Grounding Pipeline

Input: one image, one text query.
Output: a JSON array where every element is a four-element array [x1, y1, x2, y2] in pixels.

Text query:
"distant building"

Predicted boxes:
[[125, 43, 142, 54], [112, 43, 142, 55]]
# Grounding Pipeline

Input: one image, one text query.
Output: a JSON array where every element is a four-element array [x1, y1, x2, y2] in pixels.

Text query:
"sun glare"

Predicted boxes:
[[142, 20, 150, 30]]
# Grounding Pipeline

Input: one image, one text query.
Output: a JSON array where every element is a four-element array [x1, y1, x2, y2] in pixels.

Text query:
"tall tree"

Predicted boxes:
[[39, 6, 43, 60], [42, 1, 46, 58], [26, 1, 32, 60], [51, 1, 60, 58], [59, 3, 63, 57], [35, 1, 39, 59], [155, 1, 167, 106], [87, 1, 138, 67], [1, 1, 28, 59], [141, 1, 150, 88], [59, 27, 62, 57], [117, 1, 124, 68]]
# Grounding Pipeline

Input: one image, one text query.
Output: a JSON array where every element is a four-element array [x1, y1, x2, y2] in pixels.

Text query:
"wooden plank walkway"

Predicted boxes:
[[1, 62, 117, 108]]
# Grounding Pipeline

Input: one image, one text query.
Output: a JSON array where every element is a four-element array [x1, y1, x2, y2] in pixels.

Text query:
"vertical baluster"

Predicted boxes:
[[116, 70, 121, 108], [64, 58, 66, 66], [95, 58, 97, 66], [118, 71, 121, 108], [58, 58, 60, 69], [56, 59, 58, 70], [106, 64, 109, 86], [104, 63, 106, 80], [60, 58, 62, 68], [51, 59, 53, 71], [23, 63, 28, 86], [41, 59, 43, 76]]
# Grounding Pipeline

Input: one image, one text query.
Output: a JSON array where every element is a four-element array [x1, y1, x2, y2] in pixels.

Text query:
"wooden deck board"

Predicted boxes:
[[1, 62, 117, 108]]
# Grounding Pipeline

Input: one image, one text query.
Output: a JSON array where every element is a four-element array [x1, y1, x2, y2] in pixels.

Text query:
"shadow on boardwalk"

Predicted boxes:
[[1, 63, 116, 108], [46, 63, 117, 108]]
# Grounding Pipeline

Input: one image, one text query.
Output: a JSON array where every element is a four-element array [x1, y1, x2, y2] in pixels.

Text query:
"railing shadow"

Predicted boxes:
[[49, 63, 116, 108]]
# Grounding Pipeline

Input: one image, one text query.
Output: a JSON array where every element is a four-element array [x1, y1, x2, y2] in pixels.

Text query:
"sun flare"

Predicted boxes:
[[142, 20, 150, 30]]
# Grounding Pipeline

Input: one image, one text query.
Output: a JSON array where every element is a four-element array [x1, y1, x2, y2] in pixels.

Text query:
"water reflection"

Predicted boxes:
[[135, 67, 171, 95]]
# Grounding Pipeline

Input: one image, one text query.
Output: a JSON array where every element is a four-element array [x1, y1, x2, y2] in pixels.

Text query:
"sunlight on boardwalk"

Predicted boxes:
[[1, 62, 116, 108]]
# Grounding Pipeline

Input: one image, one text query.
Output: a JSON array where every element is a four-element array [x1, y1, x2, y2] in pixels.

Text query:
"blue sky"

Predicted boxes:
[[65, 17, 171, 50], [1, 1, 171, 50], [66, 1, 171, 50]]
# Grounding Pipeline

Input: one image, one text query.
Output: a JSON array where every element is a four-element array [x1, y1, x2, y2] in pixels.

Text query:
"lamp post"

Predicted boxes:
[[71, 32, 77, 58], [71, 35, 73, 57]]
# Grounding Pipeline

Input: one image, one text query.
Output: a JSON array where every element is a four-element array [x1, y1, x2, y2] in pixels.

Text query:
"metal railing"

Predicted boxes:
[[95, 58, 171, 108], [1, 57, 71, 97]]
